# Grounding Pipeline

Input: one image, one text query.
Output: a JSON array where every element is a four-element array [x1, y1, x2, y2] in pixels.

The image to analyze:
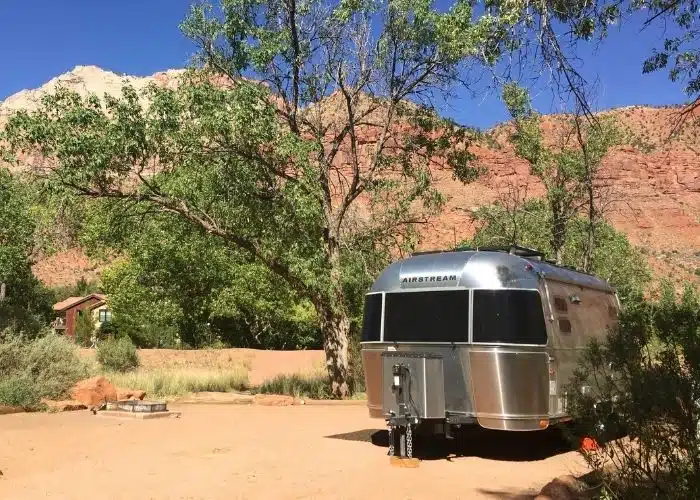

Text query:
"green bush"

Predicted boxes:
[[23, 333, 92, 399], [0, 374, 42, 409], [97, 336, 140, 372], [0, 332, 91, 407], [568, 282, 700, 499]]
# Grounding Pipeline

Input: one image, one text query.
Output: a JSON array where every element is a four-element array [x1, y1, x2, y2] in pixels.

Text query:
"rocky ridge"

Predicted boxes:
[[1, 66, 698, 286]]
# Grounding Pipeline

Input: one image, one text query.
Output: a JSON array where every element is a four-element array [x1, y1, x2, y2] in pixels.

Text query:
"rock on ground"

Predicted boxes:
[[536, 474, 588, 500], [41, 400, 88, 412], [0, 405, 25, 415], [252, 394, 296, 406], [69, 376, 118, 407], [116, 389, 147, 401]]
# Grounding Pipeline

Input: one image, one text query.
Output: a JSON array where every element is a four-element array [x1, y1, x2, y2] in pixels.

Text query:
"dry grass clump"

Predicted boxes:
[[105, 367, 250, 400]]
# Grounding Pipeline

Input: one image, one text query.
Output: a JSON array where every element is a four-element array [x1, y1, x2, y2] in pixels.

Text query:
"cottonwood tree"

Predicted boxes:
[[502, 83, 621, 266], [3, 0, 516, 397], [483, 1, 700, 126]]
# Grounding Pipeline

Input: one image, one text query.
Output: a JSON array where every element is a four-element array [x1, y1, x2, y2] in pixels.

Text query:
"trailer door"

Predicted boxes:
[[468, 289, 550, 430]]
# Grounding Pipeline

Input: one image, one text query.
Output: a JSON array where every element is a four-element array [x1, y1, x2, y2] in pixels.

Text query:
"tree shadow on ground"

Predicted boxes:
[[325, 425, 577, 462]]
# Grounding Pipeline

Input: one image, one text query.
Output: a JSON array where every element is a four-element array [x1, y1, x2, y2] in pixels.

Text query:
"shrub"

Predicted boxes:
[[0, 332, 91, 406], [23, 333, 91, 399], [97, 336, 140, 372], [567, 282, 700, 499], [0, 374, 42, 409]]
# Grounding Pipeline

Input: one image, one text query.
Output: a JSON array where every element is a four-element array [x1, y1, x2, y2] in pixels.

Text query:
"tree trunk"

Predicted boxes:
[[317, 302, 351, 399], [582, 181, 595, 273], [551, 200, 567, 266]]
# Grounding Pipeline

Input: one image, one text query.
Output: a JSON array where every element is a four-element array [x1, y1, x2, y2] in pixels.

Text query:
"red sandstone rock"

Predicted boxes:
[[535, 474, 585, 500], [116, 389, 147, 401], [41, 399, 88, 412], [69, 376, 118, 407], [0, 405, 25, 415], [252, 394, 295, 406]]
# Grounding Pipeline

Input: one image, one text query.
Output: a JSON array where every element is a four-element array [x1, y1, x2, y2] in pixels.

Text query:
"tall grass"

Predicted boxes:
[[257, 373, 332, 399], [105, 367, 249, 399]]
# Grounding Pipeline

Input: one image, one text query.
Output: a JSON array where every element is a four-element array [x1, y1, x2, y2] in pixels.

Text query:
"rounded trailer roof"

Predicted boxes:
[[369, 250, 615, 294]]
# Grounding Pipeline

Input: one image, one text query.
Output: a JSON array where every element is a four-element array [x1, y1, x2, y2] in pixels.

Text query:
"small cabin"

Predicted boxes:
[[52, 294, 112, 338]]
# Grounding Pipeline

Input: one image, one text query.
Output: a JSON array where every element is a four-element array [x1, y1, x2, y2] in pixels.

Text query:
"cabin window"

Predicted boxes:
[[383, 290, 469, 342], [472, 290, 547, 345], [554, 296, 568, 312], [558, 318, 572, 334], [99, 309, 112, 323], [361, 293, 382, 342]]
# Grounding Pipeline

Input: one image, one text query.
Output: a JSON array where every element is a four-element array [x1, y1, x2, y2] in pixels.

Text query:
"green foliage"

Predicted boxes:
[[0, 168, 54, 337], [486, 2, 700, 112], [0, 333, 91, 406], [567, 282, 700, 499], [74, 310, 96, 347], [96, 213, 322, 349], [0, 375, 42, 409], [502, 85, 624, 264], [464, 199, 650, 303], [96, 336, 140, 372]]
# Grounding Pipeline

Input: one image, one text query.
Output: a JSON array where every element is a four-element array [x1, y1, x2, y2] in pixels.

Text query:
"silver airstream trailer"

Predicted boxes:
[[360, 246, 620, 458]]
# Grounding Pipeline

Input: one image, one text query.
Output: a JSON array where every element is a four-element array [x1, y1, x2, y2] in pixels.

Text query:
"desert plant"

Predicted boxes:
[[567, 282, 700, 499], [97, 336, 140, 372], [0, 374, 42, 409], [22, 333, 92, 399], [0, 332, 91, 406]]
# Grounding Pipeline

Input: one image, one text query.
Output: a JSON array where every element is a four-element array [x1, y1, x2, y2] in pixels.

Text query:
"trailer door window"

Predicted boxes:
[[473, 290, 547, 345], [361, 293, 382, 342], [383, 290, 469, 342]]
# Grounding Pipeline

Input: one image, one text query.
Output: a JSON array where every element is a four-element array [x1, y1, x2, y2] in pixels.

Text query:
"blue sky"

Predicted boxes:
[[0, 1, 689, 129]]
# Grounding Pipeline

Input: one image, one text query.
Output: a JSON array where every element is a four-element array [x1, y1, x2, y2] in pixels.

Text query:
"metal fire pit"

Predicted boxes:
[[105, 400, 168, 413]]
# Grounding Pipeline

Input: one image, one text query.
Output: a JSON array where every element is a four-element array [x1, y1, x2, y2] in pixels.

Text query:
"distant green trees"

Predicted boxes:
[[96, 215, 323, 350], [464, 199, 650, 303]]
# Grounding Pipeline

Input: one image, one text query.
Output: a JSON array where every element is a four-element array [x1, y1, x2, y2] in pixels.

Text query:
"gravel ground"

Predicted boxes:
[[0, 404, 587, 499]]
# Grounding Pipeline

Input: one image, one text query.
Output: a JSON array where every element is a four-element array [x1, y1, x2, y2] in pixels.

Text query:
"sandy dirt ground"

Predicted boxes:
[[0, 404, 586, 500], [80, 348, 326, 385]]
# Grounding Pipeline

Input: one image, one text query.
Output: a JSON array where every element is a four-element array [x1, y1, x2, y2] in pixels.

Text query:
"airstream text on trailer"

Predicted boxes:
[[360, 246, 620, 459]]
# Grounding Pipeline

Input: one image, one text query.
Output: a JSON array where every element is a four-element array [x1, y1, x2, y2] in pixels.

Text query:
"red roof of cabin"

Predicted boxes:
[[53, 294, 106, 312]]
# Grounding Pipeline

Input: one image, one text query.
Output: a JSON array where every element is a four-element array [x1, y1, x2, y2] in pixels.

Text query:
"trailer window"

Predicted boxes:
[[473, 290, 547, 345], [559, 318, 572, 334], [554, 296, 568, 312], [383, 290, 469, 342], [361, 293, 382, 341]]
